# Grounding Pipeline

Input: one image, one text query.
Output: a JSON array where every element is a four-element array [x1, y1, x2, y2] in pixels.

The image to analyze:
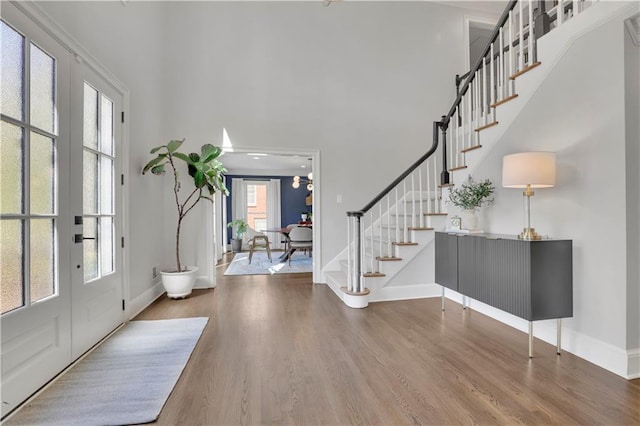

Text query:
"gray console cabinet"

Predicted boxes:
[[435, 232, 573, 355]]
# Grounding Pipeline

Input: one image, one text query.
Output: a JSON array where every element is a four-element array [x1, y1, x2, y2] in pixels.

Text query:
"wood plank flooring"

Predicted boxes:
[[135, 257, 640, 425]]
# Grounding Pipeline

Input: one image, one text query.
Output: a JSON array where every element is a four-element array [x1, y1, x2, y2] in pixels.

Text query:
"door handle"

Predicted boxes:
[[74, 234, 96, 243]]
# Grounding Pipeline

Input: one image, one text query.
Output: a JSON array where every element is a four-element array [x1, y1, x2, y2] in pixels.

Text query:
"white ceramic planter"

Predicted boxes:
[[160, 266, 198, 299], [461, 209, 478, 230]]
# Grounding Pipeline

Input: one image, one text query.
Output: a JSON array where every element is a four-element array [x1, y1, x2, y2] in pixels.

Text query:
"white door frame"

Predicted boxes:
[[214, 146, 321, 283]]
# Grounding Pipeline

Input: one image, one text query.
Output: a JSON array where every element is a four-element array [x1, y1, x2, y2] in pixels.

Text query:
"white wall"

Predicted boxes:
[[472, 19, 629, 350], [624, 24, 640, 352], [156, 1, 497, 273], [35, 1, 499, 297]]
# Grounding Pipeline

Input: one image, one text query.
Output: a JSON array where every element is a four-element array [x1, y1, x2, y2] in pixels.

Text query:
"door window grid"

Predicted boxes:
[[83, 82, 115, 283], [1, 20, 58, 315]]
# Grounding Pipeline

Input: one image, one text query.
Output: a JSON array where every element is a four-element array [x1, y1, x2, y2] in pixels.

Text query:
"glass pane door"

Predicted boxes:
[[1, 21, 58, 314], [82, 82, 115, 282], [0, 4, 72, 417]]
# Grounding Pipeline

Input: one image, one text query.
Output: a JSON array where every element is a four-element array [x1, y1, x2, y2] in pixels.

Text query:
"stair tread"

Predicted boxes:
[[490, 93, 519, 108], [439, 183, 454, 188], [475, 121, 499, 132], [408, 227, 434, 231], [425, 212, 447, 216], [392, 242, 418, 246], [363, 272, 386, 278], [509, 61, 542, 80], [376, 256, 403, 261], [449, 165, 467, 172], [461, 144, 482, 153]]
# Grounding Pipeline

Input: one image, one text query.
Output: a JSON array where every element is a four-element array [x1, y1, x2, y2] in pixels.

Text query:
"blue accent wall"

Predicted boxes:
[[225, 175, 311, 242]]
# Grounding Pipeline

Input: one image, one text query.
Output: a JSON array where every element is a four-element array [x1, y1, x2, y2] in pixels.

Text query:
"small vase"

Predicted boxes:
[[461, 209, 478, 230]]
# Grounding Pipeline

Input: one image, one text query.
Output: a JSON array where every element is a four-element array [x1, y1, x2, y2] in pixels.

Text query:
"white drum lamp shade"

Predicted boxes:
[[502, 152, 556, 240], [502, 152, 556, 188]]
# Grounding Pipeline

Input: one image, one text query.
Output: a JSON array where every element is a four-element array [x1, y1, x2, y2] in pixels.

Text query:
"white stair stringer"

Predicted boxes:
[[324, 228, 441, 303]]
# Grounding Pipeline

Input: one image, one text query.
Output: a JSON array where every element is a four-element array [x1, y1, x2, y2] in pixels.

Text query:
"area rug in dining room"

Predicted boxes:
[[5, 317, 208, 426], [224, 251, 312, 275]]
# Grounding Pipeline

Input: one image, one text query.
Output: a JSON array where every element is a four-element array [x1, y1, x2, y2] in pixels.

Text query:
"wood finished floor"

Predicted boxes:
[[135, 257, 640, 425]]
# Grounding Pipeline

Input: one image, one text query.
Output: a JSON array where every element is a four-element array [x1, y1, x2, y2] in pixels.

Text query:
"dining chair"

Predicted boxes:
[[287, 226, 312, 265], [246, 227, 271, 264]]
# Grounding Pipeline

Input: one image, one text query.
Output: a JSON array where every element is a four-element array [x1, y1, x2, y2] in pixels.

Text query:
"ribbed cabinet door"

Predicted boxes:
[[458, 236, 484, 300], [435, 233, 458, 290], [482, 239, 532, 319]]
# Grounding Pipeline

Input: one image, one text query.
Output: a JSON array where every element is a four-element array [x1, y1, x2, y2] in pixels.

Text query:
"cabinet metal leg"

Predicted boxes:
[[441, 287, 445, 311], [528, 322, 534, 358], [462, 295, 467, 309], [557, 319, 562, 355]]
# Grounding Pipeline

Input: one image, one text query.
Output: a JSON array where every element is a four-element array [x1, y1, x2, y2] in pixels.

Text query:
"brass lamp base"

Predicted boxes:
[[518, 227, 542, 240]]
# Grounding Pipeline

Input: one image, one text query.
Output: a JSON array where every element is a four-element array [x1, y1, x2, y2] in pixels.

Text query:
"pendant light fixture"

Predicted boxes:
[[292, 158, 313, 191]]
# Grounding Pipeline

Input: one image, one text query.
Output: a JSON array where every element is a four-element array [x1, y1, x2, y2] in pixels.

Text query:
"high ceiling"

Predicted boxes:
[[220, 0, 505, 176], [221, 151, 312, 176]]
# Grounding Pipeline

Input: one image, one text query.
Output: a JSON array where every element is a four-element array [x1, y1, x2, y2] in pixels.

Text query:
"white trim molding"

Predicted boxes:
[[625, 13, 640, 46], [628, 349, 640, 379]]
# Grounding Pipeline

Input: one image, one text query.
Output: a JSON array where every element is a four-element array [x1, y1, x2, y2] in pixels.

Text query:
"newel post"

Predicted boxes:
[[439, 117, 450, 185]]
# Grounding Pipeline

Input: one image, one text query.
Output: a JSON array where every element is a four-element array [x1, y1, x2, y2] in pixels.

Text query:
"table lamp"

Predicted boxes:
[[502, 152, 556, 240]]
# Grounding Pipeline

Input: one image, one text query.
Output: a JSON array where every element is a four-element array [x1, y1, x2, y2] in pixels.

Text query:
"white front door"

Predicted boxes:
[[70, 69, 124, 359], [0, 3, 125, 416]]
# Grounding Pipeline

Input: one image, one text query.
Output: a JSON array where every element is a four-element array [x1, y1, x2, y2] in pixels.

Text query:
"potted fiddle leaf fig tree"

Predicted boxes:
[[143, 139, 228, 298]]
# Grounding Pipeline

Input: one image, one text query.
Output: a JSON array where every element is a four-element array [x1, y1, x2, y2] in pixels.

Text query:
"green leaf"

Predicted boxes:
[[142, 155, 167, 174], [167, 139, 184, 153], [201, 144, 221, 163], [150, 164, 165, 175], [189, 153, 200, 163], [194, 171, 205, 188], [150, 145, 165, 154], [172, 152, 192, 164]]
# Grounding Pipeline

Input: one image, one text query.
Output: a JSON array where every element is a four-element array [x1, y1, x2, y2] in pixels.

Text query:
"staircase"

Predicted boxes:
[[323, 0, 632, 308]]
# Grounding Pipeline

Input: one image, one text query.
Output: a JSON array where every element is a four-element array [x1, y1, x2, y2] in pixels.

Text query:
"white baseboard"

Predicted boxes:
[[628, 349, 640, 379], [195, 275, 215, 289], [127, 280, 165, 320], [442, 288, 636, 380], [369, 283, 441, 303]]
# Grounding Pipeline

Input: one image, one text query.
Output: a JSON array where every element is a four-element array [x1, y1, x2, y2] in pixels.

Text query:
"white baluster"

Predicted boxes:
[[499, 26, 505, 101], [433, 155, 439, 213], [418, 167, 424, 228], [403, 179, 407, 242], [490, 41, 495, 119], [411, 173, 416, 230], [509, 10, 515, 94], [395, 186, 399, 246], [378, 203, 382, 269], [474, 71, 480, 135], [347, 217, 352, 292], [482, 57, 489, 124], [528, 0, 534, 66], [369, 211, 374, 273], [387, 194, 391, 257], [466, 88, 472, 149], [359, 218, 364, 292], [558, 0, 564, 26], [425, 156, 431, 214], [519, 0, 524, 72], [573, 0, 580, 17]]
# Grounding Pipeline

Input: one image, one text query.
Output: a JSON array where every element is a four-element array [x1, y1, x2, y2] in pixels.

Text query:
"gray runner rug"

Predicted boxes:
[[6, 317, 208, 426]]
